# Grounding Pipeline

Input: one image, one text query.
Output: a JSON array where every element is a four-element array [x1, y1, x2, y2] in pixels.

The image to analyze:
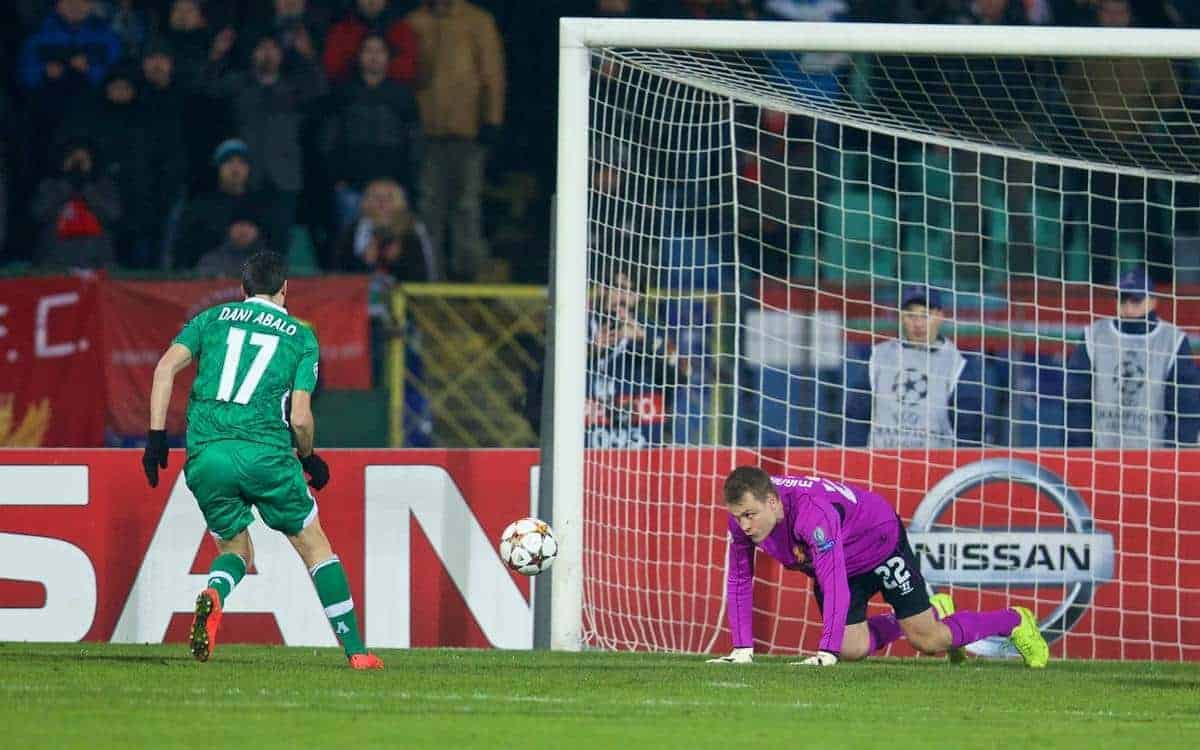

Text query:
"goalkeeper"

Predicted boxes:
[[141, 250, 383, 670], [706, 466, 1047, 668]]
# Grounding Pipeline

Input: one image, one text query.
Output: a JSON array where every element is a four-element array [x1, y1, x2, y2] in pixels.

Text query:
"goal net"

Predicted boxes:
[[551, 19, 1200, 661]]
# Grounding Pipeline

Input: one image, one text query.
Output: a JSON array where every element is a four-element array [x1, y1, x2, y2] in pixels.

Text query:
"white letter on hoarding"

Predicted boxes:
[[0, 466, 88, 505], [0, 465, 96, 641], [0, 533, 97, 641], [112, 473, 335, 646], [365, 465, 531, 649], [35, 292, 80, 358]]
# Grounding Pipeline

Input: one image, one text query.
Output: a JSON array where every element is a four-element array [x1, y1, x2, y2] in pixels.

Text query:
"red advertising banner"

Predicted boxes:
[[0, 276, 105, 446], [2, 448, 1196, 660], [586, 448, 1200, 661], [100, 277, 371, 437], [0, 450, 539, 648]]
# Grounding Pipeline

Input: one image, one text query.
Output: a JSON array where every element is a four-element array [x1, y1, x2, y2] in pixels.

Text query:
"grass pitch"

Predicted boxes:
[[3, 643, 1198, 749]]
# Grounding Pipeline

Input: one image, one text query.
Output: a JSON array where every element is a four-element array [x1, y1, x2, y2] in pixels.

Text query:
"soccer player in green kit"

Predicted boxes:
[[141, 251, 384, 670]]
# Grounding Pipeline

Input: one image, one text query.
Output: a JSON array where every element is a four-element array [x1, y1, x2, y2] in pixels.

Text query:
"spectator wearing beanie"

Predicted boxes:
[[173, 138, 284, 269]]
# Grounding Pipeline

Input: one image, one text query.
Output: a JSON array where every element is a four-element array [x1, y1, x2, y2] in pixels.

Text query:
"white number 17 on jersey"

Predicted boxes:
[[216, 327, 279, 404]]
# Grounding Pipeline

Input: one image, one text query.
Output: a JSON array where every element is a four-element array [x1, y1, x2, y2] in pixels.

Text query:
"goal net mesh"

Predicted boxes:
[[582, 43, 1200, 660]]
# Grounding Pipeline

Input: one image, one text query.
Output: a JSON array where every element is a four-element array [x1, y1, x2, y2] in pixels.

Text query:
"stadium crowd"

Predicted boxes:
[[1, 0, 1198, 448], [0, 0, 1197, 281], [1, 0, 509, 282]]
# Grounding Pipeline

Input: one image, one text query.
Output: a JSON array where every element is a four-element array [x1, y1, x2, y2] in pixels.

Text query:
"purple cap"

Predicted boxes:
[[901, 285, 943, 310], [1118, 267, 1153, 298]]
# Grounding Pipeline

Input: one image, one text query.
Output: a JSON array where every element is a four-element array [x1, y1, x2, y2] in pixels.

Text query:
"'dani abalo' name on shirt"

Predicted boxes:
[[217, 306, 299, 336]]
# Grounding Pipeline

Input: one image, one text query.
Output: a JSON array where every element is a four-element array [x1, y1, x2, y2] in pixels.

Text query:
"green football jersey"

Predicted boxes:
[[173, 297, 319, 454]]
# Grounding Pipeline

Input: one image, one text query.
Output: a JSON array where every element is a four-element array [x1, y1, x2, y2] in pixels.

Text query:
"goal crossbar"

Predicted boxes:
[[561, 19, 1200, 58]]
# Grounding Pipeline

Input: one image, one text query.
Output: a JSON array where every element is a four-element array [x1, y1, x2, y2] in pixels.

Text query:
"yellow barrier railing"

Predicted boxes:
[[388, 284, 548, 447]]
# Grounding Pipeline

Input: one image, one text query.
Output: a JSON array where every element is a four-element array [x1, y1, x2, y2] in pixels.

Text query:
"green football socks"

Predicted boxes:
[[310, 556, 366, 656], [206, 552, 247, 606]]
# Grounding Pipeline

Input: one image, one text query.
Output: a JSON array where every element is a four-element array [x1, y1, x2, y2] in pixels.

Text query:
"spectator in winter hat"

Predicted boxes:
[[173, 139, 286, 269]]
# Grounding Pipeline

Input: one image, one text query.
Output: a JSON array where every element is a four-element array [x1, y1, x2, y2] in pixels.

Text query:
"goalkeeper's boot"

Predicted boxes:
[[929, 592, 966, 665], [348, 653, 384, 671], [1008, 606, 1049, 669], [189, 587, 223, 663]]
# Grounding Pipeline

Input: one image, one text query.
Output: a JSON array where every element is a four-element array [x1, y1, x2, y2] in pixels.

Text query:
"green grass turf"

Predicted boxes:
[[2, 643, 1198, 749]]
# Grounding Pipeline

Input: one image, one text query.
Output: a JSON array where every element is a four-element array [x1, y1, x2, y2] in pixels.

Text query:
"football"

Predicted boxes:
[[499, 517, 558, 576]]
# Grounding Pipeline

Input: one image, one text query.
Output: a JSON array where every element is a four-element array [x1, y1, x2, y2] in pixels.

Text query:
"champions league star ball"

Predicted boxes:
[[897, 370, 929, 406], [499, 518, 558, 576]]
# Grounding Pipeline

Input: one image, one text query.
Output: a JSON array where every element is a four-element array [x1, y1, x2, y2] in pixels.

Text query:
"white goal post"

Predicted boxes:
[[551, 18, 1200, 656]]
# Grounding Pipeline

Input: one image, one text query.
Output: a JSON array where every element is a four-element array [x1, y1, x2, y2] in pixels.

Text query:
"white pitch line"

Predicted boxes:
[[2, 683, 1197, 724]]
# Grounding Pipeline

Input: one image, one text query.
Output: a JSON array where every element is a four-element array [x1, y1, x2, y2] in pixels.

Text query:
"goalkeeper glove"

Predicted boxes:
[[299, 451, 330, 489], [791, 650, 839, 666], [705, 647, 753, 664], [142, 429, 168, 487]]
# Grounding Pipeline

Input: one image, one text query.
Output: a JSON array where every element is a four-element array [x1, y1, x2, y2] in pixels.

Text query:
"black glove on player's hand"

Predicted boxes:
[[299, 451, 330, 489], [142, 429, 168, 487]]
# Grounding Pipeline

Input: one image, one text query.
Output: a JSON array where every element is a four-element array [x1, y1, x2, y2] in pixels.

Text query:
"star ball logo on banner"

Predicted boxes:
[[907, 458, 1115, 657]]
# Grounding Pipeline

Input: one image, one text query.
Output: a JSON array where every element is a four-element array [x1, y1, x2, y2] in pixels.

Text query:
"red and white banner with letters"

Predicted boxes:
[[0, 450, 539, 648], [0, 276, 106, 446], [586, 448, 1200, 661], [0, 275, 371, 446], [1, 448, 1197, 659]]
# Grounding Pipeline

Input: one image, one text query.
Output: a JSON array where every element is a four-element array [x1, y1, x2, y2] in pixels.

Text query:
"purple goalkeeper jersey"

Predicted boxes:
[[725, 474, 901, 655]]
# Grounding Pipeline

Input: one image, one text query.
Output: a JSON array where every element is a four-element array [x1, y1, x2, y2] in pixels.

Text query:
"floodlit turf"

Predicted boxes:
[[3, 643, 1199, 749]]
